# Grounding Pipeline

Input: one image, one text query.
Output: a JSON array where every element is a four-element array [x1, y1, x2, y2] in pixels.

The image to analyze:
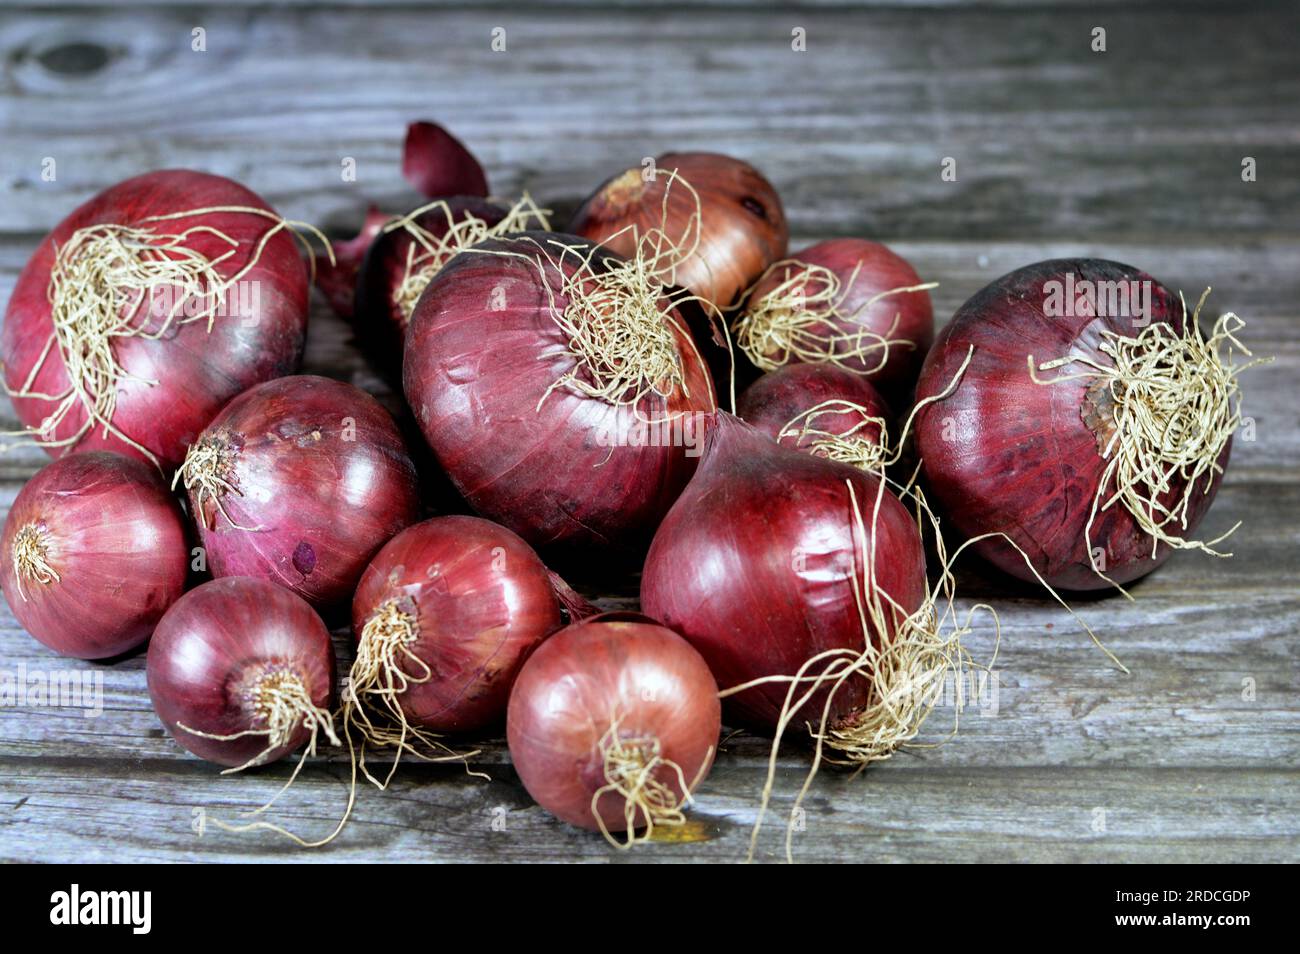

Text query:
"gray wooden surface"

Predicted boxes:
[[1, 2, 1297, 863]]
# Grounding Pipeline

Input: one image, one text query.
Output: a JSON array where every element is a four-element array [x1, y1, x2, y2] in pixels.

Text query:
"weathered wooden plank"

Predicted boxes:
[[2, 759, 1296, 863], [0, 5, 1295, 238]]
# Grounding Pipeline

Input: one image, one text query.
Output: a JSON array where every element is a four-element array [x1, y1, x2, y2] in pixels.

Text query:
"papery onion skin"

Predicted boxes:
[[641, 413, 926, 730], [402, 232, 715, 555], [506, 616, 720, 832], [402, 121, 489, 199], [0, 452, 189, 659], [351, 515, 578, 733], [314, 205, 389, 321], [738, 363, 891, 456], [569, 152, 788, 309], [180, 375, 420, 610], [354, 197, 506, 379], [147, 577, 335, 768], [743, 239, 933, 395], [914, 258, 1223, 590], [2, 170, 309, 469]]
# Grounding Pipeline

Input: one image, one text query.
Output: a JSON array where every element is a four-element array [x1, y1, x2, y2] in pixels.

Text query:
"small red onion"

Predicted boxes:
[[738, 362, 892, 470], [147, 576, 336, 769], [506, 615, 720, 844], [403, 232, 715, 554], [349, 515, 593, 739], [569, 152, 788, 308], [641, 412, 926, 731], [733, 238, 934, 397], [915, 259, 1250, 590], [2, 170, 310, 468], [402, 121, 489, 199], [0, 451, 188, 659], [174, 374, 420, 609]]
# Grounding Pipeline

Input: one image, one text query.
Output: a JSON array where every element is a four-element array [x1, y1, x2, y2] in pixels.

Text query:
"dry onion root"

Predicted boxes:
[[387, 194, 551, 324], [1029, 290, 1269, 589], [342, 597, 480, 790], [777, 400, 893, 472], [467, 171, 718, 413], [591, 713, 706, 849]]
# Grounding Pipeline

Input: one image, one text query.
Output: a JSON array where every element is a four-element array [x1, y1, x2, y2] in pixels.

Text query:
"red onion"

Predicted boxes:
[[354, 196, 549, 379], [2, 170, 312, 469], [0, 451, 188, 659], [506, 614, 720, 845], [641, 413, 926, 732], [915, 259, 1255, 590], [314, 205, 389, 320], [403, 231, 715, 554], [174, 374, 420, 609], [147, 576, 336, 770], [402, 121, 489, 199], [569, 152, 788, 308], [738, 363, 892, 471], [733, 238, 934, 397], [349, 515, 593, 748]]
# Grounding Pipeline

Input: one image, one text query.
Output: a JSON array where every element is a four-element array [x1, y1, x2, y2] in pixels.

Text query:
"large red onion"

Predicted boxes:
[[403, 232, 715, 554], [569, 152, 788, 309], [506, 615, 720, 843], [174, 374, 420, 609], [738, 362, 892, 470], [147, 576, 336, 769], [915, 259, 1247, 590], [349, 515, 593, 738], [0, 451, 188, 659], [641, 412, 926, 731], [733, 238, 934, 397], [2, 170, 310, 468]]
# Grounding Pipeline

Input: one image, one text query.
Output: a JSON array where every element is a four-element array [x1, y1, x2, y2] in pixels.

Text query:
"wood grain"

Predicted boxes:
[[0, 1, 1297, 863]]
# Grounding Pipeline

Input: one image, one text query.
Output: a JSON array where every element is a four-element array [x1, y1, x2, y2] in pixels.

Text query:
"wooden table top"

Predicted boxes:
[[1, 1, 1296, 862]]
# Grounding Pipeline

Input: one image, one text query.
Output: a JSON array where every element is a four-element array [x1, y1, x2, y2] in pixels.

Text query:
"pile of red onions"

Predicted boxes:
[[2, 170, 311, 469], [915, 258, 1247, 590], [349, 515, 592, 746], [147, 576, 337, 770], [570, 152, 788, 309], [0, 451, 189, 659], [642, 412, 926, 730], [174, 374, 420, 609], [733, 238, 934, 397], [738, 362, 892, 471], [507, 614, 720, 845], [403, 232, 715, 554]]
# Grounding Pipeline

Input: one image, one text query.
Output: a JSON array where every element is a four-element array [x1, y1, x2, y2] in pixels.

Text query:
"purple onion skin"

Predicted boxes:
[[185, 375, 421, 610], [641, 413, 926, 730], [2, 170, 308, 469], [147, 577, 335, 768], [354, 197, 505, 381], [402, 231, 716, 556], [402, 121, 490, 199], [352, 515, 570, 733], [915, 258, 1228, 591], [738, 362, 892, 456], [1, 452, 189, 659], [745, 238, 933, 397], [507, 617, 720, 832]]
